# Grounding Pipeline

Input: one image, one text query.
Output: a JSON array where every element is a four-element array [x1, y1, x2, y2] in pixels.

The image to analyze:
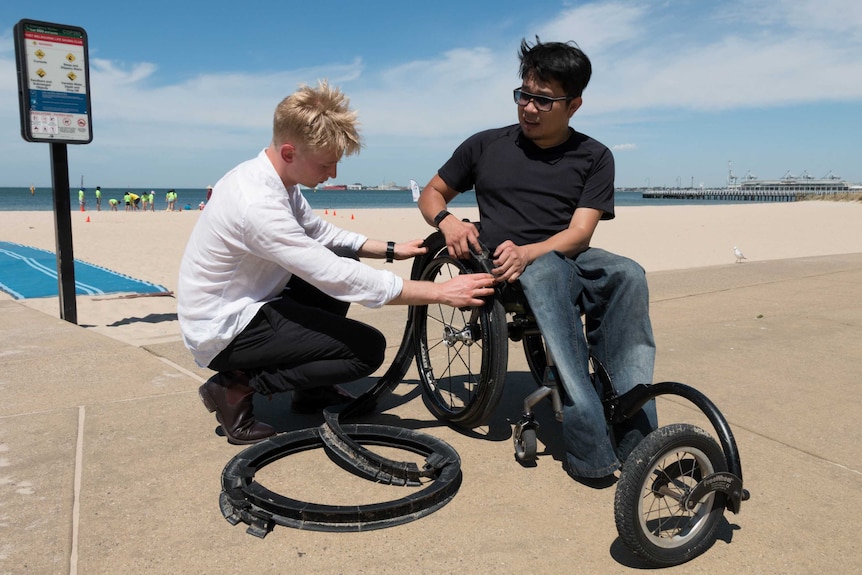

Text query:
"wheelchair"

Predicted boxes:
[[410, 229, 749, 567]]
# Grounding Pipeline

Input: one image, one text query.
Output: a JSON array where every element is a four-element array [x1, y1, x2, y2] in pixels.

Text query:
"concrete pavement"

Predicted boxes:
[[1, 253, 860, 574]]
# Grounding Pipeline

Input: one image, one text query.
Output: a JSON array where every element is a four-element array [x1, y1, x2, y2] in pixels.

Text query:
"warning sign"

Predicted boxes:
[[14, 19, 92, 144]]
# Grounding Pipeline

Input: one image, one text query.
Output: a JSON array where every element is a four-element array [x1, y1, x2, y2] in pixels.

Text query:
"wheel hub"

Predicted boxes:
[[443, 324, 475, 346]]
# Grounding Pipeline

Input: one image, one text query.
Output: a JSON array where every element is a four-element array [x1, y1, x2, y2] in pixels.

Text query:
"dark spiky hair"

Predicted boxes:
[[519, 36, 592, 98]]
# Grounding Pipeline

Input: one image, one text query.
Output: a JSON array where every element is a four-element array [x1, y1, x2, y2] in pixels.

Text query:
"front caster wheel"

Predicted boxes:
[[513, 424, 538, 462], [614, 423, 728, 567]]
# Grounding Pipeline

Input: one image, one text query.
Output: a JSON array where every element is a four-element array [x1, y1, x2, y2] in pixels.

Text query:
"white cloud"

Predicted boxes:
[[753, 0, 862, 36], [347, 47, 514, 138], [2, 0, 862, 187], [569, 1, 862, 114], [87, 57, 366, 131], [536, 2, 647, 53]]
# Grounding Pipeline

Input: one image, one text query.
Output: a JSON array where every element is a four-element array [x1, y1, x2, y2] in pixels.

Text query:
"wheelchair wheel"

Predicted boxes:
[[522, 334, 546, 385], [513, 425, 538, 462], [614, 423, 728, 567], [414, 253, 508, 428]]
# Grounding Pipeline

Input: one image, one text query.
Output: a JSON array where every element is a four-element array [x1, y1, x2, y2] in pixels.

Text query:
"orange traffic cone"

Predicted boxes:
[[333, 210, 337, 216], [350, 213, 354, 220], [86, 216, 90, 223]]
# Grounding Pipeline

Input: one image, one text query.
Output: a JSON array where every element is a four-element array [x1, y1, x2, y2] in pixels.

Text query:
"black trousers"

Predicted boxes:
[[208, 275, 386, 396]]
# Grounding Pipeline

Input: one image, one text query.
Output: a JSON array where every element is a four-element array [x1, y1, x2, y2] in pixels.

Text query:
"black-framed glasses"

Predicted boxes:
[[513, 88, 574, 112]]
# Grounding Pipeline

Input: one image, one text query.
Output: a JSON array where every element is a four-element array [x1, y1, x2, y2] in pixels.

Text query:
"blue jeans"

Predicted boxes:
[[519, 248, 658, 477]]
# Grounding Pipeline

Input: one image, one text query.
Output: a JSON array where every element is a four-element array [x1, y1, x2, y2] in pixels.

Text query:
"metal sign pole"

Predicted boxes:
[[49, 142, 77, 323], [15, 19, 92, 323]]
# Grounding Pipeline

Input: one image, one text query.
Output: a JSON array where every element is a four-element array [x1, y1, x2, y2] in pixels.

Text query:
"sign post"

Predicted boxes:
[[14, 19, 93, 323]]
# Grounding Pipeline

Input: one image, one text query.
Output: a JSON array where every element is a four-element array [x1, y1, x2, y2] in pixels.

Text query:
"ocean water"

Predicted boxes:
[[0, 186, 739, 212]]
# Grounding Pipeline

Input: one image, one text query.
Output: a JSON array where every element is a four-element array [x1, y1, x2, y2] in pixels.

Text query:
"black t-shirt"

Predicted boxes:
[[439, 124, 615, 251]]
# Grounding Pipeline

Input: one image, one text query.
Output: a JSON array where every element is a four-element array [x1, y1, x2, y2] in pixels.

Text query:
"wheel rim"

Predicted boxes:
[[420, 266, 485, 414], [522, 333, 546, 385], [637, 445, 718, 549]]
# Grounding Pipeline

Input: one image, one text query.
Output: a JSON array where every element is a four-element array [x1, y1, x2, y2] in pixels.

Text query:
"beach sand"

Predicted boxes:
[[1, 200, 861, 347], [2, 202, 862, 573]]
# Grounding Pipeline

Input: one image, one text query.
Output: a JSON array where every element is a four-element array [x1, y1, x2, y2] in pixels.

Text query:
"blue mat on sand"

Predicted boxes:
[[0, 241, 169, 300]]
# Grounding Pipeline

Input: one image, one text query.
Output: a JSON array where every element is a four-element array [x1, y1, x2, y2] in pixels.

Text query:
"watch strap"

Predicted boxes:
[[433, 210, 451, 228]]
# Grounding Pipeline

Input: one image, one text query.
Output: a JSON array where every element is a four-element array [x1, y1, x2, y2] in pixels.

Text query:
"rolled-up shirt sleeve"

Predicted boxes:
[[244, 197, 402, 308], [178, 150, 404, 367]]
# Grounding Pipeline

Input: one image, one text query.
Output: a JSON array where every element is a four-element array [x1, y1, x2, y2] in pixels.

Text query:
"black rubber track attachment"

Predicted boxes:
[[219, 236, 464, 537], [219, 423, 462, 536]]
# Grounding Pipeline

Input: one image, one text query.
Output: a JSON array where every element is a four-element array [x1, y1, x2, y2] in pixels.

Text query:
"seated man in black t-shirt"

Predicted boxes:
[[419, 37, 657, 488]]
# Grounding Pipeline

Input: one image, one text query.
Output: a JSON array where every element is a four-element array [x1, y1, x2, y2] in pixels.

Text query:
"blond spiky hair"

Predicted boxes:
[[272, 80, 362, 157]]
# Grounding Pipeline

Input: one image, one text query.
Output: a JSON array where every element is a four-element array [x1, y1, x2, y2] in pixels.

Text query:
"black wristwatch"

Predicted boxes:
[[385, 241, 395, 263], [433, 209, 452, 228]]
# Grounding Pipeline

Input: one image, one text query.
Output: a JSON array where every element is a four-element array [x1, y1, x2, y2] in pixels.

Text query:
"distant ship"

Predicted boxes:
[[644, 164, 859, 202], [320, 183, 402, 191], [731, 168, 858, 195]]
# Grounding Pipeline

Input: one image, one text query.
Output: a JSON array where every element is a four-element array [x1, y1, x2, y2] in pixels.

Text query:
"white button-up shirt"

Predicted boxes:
[[177, 150, 403, 367]]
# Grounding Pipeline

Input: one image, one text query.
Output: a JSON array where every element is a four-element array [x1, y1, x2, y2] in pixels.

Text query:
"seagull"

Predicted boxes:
[[733, 246, 747, 263]]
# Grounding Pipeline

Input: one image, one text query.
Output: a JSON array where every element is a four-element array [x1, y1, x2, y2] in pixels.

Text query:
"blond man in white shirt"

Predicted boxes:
[[178, 81, 493, 445]]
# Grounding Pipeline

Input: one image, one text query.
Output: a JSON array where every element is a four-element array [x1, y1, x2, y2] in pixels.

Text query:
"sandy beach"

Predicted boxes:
[[2, 201, 862, 574], [1, 200, 861, 346]]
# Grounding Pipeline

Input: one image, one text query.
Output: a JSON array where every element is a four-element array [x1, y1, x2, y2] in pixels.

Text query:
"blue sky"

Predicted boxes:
[[2, 0, 861, 189]]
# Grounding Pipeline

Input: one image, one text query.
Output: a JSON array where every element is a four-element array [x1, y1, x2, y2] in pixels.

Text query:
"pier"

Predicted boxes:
[[641, 178, 861, 202], [641, 165, 861, 202], [641, 188, 807, 202]]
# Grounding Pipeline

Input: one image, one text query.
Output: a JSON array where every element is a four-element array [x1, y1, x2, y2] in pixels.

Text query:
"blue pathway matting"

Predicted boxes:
[[0, 241, 169, 300]]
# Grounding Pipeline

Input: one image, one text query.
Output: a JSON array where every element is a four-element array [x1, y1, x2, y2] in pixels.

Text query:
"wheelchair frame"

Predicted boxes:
[[411, 229, 749, 567], [217, 228, 749, 566]]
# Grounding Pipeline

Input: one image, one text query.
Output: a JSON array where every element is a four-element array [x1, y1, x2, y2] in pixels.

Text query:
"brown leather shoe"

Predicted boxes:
[[291, 384, 356, 414], [199, 372, 275, 445]]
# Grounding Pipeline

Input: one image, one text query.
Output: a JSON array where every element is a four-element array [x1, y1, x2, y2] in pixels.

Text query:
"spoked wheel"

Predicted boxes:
[[522, 333, 546, 386], [413, 253, 508, 428], [614, 423, 728, 567]]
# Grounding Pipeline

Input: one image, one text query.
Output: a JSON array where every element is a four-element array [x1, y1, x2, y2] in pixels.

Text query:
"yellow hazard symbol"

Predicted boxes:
[[36, 68, 46, 78], [35, 49, 45, 59], [66, 53, 76, 63], [67, 72, 77, 81]]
